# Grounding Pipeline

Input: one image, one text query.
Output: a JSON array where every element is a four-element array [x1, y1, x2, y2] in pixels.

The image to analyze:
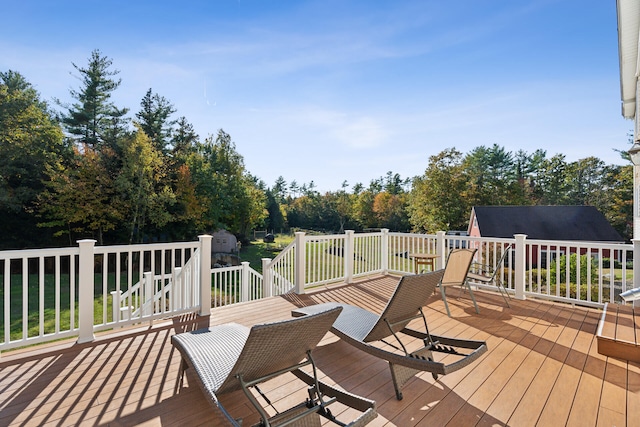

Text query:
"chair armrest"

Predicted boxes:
[[470, 262, 493, 275]]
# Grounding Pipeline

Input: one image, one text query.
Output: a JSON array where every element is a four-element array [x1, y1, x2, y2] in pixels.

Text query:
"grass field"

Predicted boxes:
[[239, 234, 295, 273]]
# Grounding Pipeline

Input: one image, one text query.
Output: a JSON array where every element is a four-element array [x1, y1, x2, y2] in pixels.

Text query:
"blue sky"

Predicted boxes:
[[0, 0, 631, 192]]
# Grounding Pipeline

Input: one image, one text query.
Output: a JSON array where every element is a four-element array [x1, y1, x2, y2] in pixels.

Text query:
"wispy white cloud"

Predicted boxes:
[[0, 0, 629, 193], [331, 117, 388, 149]]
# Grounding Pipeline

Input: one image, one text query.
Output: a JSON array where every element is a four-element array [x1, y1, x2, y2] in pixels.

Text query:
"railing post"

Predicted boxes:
[[199, 234, 212, 316], [77, 239, 96, 344], [514, 234, 527, 300], [436, 231, 446, 270], [381, 228, 389, 274], [345, 230, 355, 284], [241, 261, 250, 302], [294, 232, 306, 294], [262, 258, 272, 297]]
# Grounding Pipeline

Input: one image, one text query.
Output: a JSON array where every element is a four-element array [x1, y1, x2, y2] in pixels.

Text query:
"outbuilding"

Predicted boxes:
[[468, 205, 624, 267]]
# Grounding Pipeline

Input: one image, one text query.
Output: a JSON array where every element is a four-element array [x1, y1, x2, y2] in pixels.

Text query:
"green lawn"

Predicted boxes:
[[0, 273, 121, 342], [239, 234, 295, 273]]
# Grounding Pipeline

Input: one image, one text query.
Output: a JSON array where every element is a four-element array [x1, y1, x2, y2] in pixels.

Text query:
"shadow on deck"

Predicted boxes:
[[1, 275, 639, 426]]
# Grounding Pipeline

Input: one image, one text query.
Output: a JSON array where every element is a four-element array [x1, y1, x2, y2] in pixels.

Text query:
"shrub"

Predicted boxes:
[[527, 268, 547, 292], [549, 253, 597, 286]]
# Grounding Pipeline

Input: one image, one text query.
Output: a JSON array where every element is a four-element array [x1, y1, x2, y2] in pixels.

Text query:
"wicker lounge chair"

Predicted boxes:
[[291, 271, 488, 400], [172, 306, 377, 427]]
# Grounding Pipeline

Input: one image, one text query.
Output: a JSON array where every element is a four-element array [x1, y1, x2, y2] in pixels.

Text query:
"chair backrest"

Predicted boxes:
[[489, 244, 512, 279], [364, 269, 444, 342], [217, 306, 342, 394], [441, 248, 477, 287]]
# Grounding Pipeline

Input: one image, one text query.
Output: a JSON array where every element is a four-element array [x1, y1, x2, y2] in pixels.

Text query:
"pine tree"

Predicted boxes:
[[43, 50, 130, 244], [60, 49, 127, 150], [136, 88, 176, 153]]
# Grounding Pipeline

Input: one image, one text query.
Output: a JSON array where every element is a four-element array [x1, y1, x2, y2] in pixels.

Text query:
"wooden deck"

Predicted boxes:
[[1, 275, 639, 426]]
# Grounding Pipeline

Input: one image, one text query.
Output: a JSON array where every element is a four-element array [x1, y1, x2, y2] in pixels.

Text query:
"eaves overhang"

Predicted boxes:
[[618, 0, 640, 119]]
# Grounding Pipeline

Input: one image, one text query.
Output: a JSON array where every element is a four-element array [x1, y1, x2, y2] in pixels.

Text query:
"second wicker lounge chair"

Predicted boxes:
[[291, 270, 488, 400]]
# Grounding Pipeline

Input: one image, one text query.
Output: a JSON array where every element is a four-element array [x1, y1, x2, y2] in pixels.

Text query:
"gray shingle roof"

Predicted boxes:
[[471, 206, 624, 242]]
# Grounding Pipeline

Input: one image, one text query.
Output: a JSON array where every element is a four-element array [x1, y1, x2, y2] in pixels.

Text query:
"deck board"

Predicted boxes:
[[1, 275, 639, 426], [617, 305, 637, 344], [544, 310, 597, 424]]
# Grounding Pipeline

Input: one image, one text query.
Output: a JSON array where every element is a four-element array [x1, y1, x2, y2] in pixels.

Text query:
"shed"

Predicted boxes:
[[212, 229, 238, 253], [468, 206, 624, 268], [211, 230, 240, 267]]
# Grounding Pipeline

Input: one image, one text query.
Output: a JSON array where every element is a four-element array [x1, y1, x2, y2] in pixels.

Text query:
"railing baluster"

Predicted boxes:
[[22, 257, 27, 341], [55, 255, 61, 334], [39, 255, 44, 338], [4, 258, 10, 344]]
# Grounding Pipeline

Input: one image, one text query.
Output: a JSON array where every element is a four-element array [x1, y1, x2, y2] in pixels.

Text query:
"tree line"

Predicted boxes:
[[0, 50, 633, 249], [266, 146, 632, 241], [1, 50, 266, 248]]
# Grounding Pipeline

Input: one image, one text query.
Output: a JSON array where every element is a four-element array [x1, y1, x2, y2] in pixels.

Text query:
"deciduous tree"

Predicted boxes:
[[0, 71, 68, 247], [40, 144, 123, 245], [188, 130, 267, 237], [116, 127, 175, 243], [408, 148, 469, 232]]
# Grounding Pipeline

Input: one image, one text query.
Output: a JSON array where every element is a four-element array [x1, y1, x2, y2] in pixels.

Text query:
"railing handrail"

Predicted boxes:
[[0, 246, 79, 258], [269, 239, 295, 266], [92, 240, 199, 254], [524, 238, 631, 250]]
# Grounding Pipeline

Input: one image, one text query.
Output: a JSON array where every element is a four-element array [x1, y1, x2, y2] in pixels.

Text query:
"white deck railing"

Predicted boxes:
[[1, 245, 80, 351], [1, 236, 209, 352], [211, 262, 264, 307], [1, 230, 636, 352], [111, 248, 202, 324], [259, 230, 634, 308]]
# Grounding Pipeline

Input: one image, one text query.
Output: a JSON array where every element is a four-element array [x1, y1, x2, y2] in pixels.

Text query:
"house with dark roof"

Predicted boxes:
[[468, 206, 624, 267]]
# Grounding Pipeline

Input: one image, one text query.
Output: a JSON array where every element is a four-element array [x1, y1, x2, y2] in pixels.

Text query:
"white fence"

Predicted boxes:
[[1, 237, 210, 352], [259, 231, 635, 309], [1, 230, 636, 352], [211, 262, 264, 306], [1, 245, 79, 351]]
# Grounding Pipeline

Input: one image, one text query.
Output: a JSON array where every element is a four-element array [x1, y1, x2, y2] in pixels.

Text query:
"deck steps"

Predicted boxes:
[[596, 302, 640, 363]]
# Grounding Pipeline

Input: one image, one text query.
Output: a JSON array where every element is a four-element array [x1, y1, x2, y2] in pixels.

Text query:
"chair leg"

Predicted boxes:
[[496, 278, 511, 308], [465, 283, 480, 314], [175, 358, 188, 393], [440, 285, 451, 317]]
